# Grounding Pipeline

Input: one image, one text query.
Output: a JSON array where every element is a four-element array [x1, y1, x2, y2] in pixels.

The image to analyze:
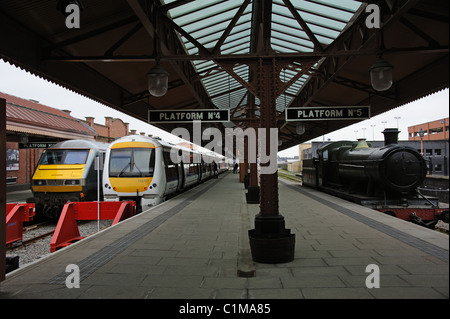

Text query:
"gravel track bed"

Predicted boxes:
[[7, 220, 113, 267]]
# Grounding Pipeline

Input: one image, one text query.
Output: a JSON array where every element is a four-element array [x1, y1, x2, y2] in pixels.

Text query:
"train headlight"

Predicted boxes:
[[64, 179, 80, 185], [34, 180, 47, 186]]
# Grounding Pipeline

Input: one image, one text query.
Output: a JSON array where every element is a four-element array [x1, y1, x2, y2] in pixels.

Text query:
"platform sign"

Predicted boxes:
[[285, 106, 370, 121], [148, 109, 230, 123], [18, 142, 57, 149]]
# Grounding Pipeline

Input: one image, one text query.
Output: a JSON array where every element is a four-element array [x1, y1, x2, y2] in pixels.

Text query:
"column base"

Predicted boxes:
[[248, 214, 295, 263]]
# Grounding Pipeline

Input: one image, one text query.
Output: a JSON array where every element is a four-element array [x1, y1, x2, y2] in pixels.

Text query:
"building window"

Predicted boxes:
[[429, 127, 443, 135], [434, 149, 442, 156]]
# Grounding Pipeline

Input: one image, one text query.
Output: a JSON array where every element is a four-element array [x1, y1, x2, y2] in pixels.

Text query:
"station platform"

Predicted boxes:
[[1, 171, 448, 300]]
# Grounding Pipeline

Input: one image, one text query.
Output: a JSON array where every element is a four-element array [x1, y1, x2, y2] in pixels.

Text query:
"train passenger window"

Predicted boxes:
[[191, 164, 199, 175], [163, 150, 178, 182], [109, 148, 155, 177], [184, 163, 198, 176]]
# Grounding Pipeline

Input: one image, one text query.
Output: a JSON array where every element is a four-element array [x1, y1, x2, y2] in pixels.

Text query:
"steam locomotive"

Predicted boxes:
[[302, 128, 449, 228]]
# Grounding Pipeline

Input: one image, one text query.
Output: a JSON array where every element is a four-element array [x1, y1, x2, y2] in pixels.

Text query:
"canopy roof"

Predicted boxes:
[[0, 0, 448, 150]]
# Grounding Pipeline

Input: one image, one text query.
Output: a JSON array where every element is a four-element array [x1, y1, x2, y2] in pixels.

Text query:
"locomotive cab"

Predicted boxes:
[[30, 140, 108, 218]]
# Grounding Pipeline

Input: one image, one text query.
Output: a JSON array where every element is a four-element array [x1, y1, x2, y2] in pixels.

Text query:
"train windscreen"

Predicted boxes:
[[38, 149, 89, 165], [109, 148, 155, 177]]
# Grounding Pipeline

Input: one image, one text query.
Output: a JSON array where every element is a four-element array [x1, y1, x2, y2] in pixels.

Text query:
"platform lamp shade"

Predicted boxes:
[[369, 57, 393, 91], [296, 122, 305, 135], [147, 62, 169, 97]]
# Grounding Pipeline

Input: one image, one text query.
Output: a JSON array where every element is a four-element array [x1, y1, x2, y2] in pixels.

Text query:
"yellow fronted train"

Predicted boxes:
[[29, 139, 108, 218], [102, 134, 226, 212]]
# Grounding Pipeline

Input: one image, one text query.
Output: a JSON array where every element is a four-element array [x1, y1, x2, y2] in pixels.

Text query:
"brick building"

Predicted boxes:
[[408, 117, 449, 141], [2, 92, 130, 191], [83, 115, 129, 143]]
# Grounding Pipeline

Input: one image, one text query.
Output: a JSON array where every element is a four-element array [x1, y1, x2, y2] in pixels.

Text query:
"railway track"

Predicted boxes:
[[7, 221, 56, 251], [6, 220, 113, 267]]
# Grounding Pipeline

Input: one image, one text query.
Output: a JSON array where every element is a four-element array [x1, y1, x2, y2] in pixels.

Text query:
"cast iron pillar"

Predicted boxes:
[[248, 59, 295, 263], [246, 93, 260, 203]]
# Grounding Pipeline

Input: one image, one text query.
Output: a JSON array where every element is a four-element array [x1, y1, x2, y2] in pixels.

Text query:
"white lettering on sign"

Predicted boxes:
[[286, 106, 370, 121], [297, 109, 344, 118], [149, 109, 229, 123]]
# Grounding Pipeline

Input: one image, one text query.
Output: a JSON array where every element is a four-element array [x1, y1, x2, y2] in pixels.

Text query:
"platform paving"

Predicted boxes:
[[1, 172, 448, 299]]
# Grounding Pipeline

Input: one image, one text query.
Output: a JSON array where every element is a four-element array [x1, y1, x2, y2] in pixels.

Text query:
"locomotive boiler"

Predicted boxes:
[[303, 128, 448, 227]]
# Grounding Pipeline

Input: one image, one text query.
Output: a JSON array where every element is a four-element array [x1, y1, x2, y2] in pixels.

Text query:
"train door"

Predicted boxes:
[[178, 161, 185, 190], [163, 149, 179, 195]]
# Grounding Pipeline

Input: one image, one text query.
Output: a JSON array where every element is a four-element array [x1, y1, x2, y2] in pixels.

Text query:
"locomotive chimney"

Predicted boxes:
[[382, 128, 399, 145]]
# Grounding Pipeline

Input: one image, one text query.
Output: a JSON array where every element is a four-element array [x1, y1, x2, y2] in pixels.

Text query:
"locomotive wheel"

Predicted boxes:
[[42, 205, 53, 219], [441, 210, 449, 224]]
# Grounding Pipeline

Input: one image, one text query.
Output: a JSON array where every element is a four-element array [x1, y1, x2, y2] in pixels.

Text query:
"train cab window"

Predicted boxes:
[[39, 149, 89, 165], [109, 148, 155, 177]]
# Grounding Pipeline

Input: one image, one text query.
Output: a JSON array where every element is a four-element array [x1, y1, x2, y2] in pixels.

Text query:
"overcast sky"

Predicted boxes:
[[1, 60, 448, 157]]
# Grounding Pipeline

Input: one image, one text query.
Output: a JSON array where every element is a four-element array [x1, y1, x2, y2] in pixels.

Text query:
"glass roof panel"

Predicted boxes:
[[165, 0, 363, 114]]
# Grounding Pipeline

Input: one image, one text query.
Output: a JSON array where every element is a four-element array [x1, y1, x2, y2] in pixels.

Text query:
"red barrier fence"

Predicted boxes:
[[6, 204, 35, 246], [50, 201, 136, 252]]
